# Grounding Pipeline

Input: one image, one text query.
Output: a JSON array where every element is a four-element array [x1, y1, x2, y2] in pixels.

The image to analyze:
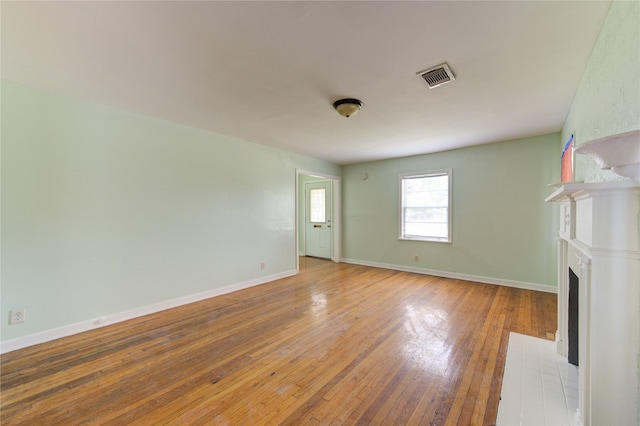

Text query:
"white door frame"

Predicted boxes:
[[295, 169, 341, 272]]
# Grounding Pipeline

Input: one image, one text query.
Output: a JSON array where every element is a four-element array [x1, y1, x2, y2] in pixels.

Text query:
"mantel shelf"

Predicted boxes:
[[574, 129, 640, 182], [544, 180, 639, 203]]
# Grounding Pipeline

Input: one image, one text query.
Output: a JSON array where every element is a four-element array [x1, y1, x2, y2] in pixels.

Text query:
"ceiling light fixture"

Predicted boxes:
[[333, 98, 363, 118]]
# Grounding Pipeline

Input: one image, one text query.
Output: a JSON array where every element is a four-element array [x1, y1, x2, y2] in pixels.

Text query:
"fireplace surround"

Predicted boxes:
[[546, 180, 640, 425]]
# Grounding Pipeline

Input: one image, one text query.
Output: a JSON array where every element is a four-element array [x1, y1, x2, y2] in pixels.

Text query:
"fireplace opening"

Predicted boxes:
[[568, 268, 579, 366]]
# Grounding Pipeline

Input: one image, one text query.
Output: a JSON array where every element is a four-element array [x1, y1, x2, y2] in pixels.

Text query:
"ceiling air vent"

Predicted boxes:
[[418, 63, 455, 89]]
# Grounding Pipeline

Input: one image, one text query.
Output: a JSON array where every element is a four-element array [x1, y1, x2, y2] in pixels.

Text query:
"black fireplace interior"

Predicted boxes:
[[568, 267, 579, 366]]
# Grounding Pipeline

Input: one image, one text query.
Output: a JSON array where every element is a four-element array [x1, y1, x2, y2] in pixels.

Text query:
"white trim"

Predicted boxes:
[[0, 270, 297, 354], [341, 258, 556, 294], [332, 178, 342, 263]]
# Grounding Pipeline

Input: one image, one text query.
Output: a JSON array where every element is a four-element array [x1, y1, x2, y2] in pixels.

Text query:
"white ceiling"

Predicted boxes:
[[1, 1, 611, 165]]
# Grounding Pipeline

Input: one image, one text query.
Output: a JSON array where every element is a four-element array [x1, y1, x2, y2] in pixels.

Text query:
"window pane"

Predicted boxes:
[[405, 190, 448, 207], [310, 188, 325, 223], [405, 207, 448, 222], [404, 222, 448, 238]]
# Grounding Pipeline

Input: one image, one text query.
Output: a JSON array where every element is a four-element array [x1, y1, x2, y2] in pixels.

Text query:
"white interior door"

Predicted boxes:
[[304, 180, 332, 259]]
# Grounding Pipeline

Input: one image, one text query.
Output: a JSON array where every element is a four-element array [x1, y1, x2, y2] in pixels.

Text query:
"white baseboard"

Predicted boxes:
[[341, 258, 557, 294], [0, 270, 297, 354]]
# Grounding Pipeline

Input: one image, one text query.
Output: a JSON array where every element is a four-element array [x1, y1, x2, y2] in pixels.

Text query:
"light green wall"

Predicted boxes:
[[342, 134, 560, 287], [1, 80, 341, 342], [563, 0, 640, 183]]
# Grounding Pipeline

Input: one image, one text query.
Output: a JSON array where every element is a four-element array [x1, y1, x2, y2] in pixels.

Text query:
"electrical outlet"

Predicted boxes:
[[10, 308, 26, 325], [414, 255, 419, 262], [261, 261, 266, 270]]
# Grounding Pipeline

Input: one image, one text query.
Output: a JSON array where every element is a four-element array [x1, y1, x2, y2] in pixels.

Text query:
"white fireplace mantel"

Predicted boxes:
[[546, 180, 640, 425]]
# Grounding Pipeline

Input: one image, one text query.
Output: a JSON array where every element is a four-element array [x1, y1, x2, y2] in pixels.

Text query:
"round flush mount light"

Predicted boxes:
[[333, 98, 363, 118]]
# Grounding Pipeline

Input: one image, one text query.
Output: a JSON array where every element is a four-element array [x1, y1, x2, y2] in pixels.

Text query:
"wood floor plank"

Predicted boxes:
[[1, 258, 556, 425]]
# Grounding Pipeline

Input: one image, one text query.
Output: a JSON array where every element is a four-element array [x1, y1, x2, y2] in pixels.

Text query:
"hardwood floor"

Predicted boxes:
[[1, 258, 556, 425]]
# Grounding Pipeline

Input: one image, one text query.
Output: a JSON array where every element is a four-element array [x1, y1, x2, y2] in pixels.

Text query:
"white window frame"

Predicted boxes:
[[399, 169, 452, 243]]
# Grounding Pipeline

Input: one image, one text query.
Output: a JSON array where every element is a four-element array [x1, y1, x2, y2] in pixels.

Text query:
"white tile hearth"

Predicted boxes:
[[497, 332, 579, 426]]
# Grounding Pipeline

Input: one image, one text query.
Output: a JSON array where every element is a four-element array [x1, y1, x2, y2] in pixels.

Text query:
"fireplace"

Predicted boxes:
[[568, 268, 579, 366], [546, 180, 640, 425]]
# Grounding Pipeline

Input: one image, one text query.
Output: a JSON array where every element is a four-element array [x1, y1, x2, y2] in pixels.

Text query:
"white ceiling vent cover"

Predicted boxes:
[[418, 63, 455, 89]]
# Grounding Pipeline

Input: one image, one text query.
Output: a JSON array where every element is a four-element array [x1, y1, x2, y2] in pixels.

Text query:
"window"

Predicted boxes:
[[400, 170, 452, 242], [309, 188, 326, 223]]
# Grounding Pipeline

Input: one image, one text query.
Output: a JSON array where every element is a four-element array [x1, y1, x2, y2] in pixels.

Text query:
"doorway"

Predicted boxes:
[[304, 179, 332, 258], [296, 170, 341, 271]]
